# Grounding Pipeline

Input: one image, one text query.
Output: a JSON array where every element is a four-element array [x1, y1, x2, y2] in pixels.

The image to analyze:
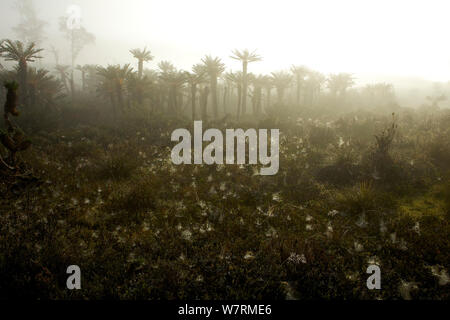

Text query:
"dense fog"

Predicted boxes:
[[0, 0, 449, 301]]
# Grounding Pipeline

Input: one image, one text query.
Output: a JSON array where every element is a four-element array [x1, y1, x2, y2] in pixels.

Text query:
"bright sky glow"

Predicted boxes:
[[0, 0, 449, 81]]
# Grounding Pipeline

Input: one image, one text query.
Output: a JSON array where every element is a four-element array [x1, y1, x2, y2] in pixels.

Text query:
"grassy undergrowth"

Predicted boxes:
[[0, 111, 449, 299]]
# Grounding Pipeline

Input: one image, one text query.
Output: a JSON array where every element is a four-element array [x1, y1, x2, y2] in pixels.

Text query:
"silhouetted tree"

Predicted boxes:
[[291, 65, 309, 108], [97, 64, 133, 115], [130, 47, 154, 79], [59, 16, 95, 101], [260, 75, 273, 109], [0, 40, 43, 107], [158, 62, 186, 115], [226, 71, 243, 119], [327, 73, 354, 100], [202, 55, 225, 119], [1, 81, 31, 169], [27, 67, 64, 109], [126, 72, 152, 107], [307, 70, 326, 106], [113, 64, 133, 111], [271, 71, 292, 105], [96, 65, 117, 117], [55, 64, 70, 93], [185, 64, 206, 120], [76, 65, 89, 91], [251, 74, 265, 115], [200, 86, 210, 121], [230, 49, 262, 116], [13, 0, 46, 46]]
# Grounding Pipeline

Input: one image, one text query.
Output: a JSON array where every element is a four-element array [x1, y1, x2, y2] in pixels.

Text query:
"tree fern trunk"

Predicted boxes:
[[201, 86, 209, 121], [211, 78, 218, 118], [266, 87, 271, 108], [237, 84, 242, 120], [138, 59, 143, 78], [242, 61, 248, 115], [256, 87, 262, 115], [191, 84, 197, 120], [278, 87, 284, 105], [222, 86, 228, 115], [19, 60, 27, 107], [82, 71, 86, 91], [116, 84, 124, 112]]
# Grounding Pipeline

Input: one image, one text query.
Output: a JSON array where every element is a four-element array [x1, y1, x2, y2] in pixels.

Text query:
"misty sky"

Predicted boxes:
[[1, 0, 449, 82]]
